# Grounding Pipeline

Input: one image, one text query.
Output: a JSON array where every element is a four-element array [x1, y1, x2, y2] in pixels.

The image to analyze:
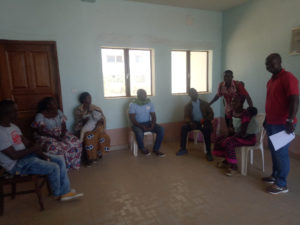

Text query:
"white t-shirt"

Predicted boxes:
[[0, 123, 26, 171]]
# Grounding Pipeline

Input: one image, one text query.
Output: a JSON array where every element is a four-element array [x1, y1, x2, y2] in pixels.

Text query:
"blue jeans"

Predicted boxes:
[[265, 124, 294, 187], [132, 122, 164, 152], [9, 153, 70, 197]]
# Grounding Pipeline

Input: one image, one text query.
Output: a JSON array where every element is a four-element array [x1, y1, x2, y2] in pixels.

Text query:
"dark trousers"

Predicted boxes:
[[265, 123, 295, 187], [180, 122, 212, 153]]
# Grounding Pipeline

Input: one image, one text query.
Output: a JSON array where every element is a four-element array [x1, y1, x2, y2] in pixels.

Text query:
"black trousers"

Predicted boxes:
[[180, 122, 212, 153]]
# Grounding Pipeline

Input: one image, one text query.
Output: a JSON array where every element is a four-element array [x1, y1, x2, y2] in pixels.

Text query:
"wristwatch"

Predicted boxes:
[[286, 118, 294, 123]]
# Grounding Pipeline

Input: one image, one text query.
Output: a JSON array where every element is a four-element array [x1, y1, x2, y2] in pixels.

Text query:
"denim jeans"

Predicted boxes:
[[9, 153, 71, 196], [180, 122, 212, 153], [132, 122, 164, 152], [265, 123, 295, 187]]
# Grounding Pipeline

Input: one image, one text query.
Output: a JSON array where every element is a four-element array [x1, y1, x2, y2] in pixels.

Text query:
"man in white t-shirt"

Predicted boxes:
[[0, 100, 83, 201]]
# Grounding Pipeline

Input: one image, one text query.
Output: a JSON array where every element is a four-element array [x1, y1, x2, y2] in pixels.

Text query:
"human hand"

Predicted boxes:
[[202, 120, 211, 130], [37, 152, 51, 161], [263, 120, 267, 129], [227, 127, 235, 136], [143, 126, 151, 132], [30, 145, 43, 154], [285, 122, 295, 134], [188, 122, 197, 129]]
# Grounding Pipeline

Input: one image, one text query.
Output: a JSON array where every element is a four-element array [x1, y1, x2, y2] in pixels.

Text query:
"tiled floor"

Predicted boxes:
[[1, 142, 300, 225]]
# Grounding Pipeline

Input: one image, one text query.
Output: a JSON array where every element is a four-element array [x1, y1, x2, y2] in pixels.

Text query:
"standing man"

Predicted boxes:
[[0, 100, 83, 201], [129, 89, 165, 157], [177, 88, 214, 161], [209, 70, 253, 127], [263, 53, 299, 194]]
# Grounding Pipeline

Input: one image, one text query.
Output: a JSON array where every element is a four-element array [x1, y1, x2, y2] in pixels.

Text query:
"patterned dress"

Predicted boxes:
[[213, 110, 257, 165], [74, 104, 110, 161], [217, 81, 249, 118], [32, 110, 82, 170]]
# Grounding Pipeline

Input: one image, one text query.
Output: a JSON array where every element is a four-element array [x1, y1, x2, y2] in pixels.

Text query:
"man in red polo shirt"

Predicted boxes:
[[263, 53, 299, 194], [209, 70, 253, 128]]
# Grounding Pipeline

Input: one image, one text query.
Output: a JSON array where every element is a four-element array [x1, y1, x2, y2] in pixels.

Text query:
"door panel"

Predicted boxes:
[[7, 51, 29, 89], [0, 40, 62, 139], [32, 52, 51, 88]]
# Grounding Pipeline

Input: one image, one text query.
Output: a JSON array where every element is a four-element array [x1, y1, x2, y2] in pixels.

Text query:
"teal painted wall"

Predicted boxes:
[[223, 0, 300, 133], [0, 0, 223, 129]]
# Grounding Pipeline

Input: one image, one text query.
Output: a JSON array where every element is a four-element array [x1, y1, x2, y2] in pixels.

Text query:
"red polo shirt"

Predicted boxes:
[[265, 69, 299, 124]]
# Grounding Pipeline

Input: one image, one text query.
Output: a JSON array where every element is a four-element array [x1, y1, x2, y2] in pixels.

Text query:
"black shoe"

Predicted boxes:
[[176, 149, 188, 156], [262, 176, 276, 184], [141, 149, 151, 156], [206, 153, 213, 161], [85, 160, 93, 167], [266, 184, 288, 194], [153, 151, 165, 157]]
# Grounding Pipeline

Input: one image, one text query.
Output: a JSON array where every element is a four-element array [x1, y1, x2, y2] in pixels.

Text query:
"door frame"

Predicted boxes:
[[0, 39, 63, 110]]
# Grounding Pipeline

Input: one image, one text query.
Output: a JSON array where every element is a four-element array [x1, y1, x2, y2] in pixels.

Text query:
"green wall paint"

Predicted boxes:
[[223, 0, 300, 133], [0, 0, 223, 129]]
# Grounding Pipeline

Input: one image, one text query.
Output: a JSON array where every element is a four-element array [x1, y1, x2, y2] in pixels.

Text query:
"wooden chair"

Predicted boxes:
[[0, 168, 50, 216]]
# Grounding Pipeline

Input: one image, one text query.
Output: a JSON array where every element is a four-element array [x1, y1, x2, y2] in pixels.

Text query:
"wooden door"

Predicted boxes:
[[0, 40, 62, 139]]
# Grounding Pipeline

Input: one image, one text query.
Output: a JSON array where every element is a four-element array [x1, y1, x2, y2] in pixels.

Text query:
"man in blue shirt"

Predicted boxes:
[[129, 89, 165, 157], [177, 88, 214, 161]]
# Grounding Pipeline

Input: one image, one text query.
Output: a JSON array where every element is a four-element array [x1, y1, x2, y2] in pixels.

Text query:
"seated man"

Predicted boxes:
[[129, 89, 165, 157], [0, 100, 83, 201], [177, 88, 214, 161]]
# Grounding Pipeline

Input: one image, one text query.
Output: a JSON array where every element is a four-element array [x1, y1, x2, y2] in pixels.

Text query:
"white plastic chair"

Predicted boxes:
[[127, 108, 156, 157], [129, 131, 156, 157], [237, 113, 266, 176]]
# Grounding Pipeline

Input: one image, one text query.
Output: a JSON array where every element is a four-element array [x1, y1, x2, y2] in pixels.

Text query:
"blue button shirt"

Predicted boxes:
[[192, 99, 203, 122], [129, 102, 155, 123]]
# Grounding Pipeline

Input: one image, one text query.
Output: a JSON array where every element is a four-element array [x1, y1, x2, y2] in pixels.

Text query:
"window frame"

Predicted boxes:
[[171, 50, 209, 95], [101, 47, 154, 98]]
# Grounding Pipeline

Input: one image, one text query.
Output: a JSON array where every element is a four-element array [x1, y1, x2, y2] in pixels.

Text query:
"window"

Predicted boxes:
[[101, 48, 153, 97], [171, 50, 208, 94]]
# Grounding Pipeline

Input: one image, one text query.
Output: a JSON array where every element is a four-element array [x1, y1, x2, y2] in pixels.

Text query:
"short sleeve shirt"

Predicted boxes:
[[217, 80, 249, 116], [33, 110, 66, 130], [129, 102, 155, 123], [191, 99, 203, 122], [0, 124, 26, 171], [265, 69, 299, 124]]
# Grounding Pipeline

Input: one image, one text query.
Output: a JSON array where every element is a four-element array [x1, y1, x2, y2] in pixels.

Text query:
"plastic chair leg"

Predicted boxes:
[[133, 141, 138, 157], [241, 147, 249, 176], [250, 149, 253, 165], [260, 146, 265, 172]]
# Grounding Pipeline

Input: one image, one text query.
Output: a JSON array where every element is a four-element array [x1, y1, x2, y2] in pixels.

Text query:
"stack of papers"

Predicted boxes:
[[269, 131, 295, 151]]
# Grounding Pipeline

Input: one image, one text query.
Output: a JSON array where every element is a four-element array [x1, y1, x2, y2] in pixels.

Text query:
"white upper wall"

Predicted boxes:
[[223, 0, 300, 133], [0, 0, 223, 129]]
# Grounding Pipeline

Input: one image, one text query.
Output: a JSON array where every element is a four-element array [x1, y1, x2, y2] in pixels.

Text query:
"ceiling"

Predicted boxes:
[[127, 0, 249, 11]]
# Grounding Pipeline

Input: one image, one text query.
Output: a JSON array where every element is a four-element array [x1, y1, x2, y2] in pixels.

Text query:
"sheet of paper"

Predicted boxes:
[[269, 131, 295, 151]]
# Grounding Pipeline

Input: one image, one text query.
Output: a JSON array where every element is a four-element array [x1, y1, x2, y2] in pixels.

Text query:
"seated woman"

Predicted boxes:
[[213, 95, 258, 176], [32, 97, 82, 170], [74, 92, 110, 165]]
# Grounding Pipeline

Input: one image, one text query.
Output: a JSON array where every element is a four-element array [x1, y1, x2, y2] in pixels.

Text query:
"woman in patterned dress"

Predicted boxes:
[[32, 97, 82, 170], [74, 92, 110, 165], [213, 95, 258, 176]]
